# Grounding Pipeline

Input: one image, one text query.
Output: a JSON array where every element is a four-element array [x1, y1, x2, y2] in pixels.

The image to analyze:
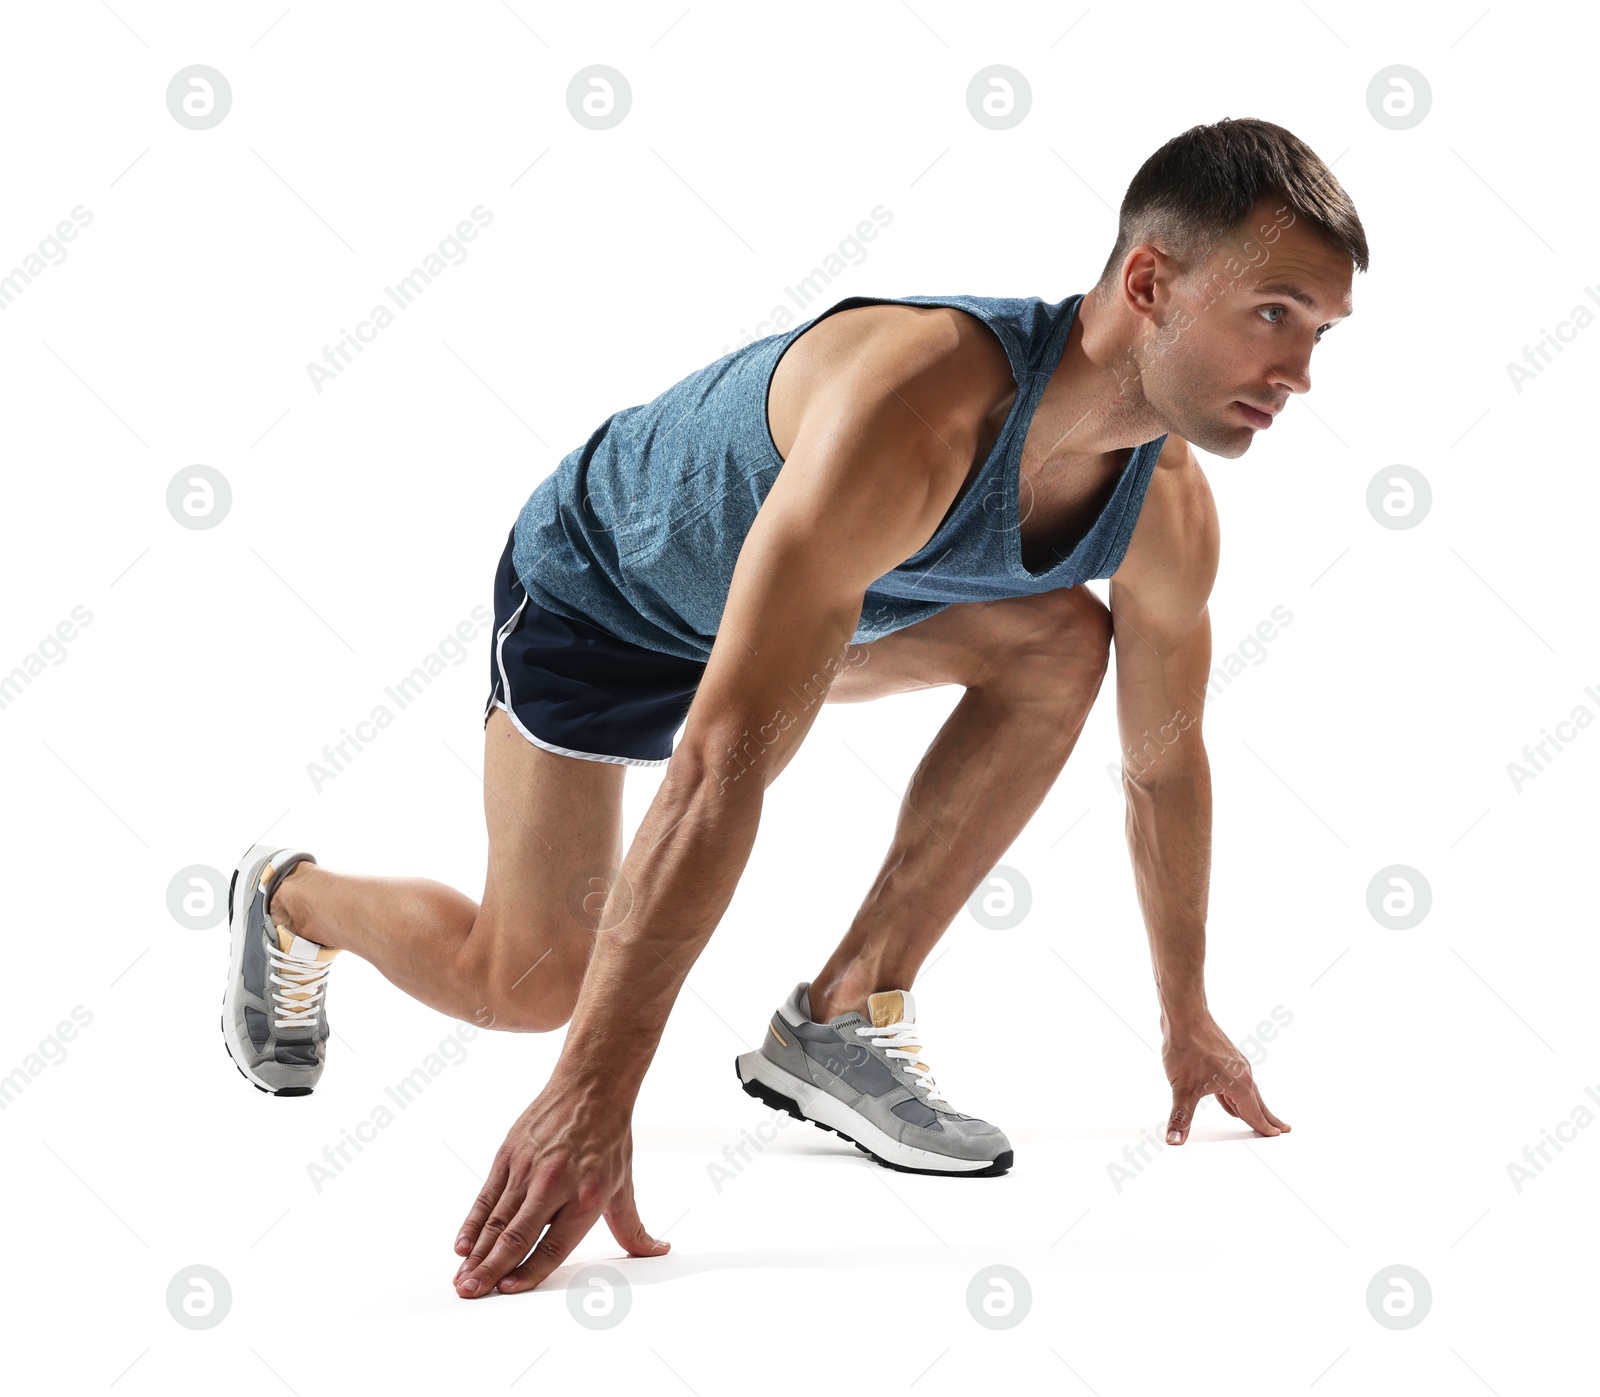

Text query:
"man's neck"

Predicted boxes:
[[1036, 287, 1168, 460]]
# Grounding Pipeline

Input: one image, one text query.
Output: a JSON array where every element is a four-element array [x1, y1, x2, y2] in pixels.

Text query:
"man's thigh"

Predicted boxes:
[[467, 708, 630, 1027], [481, 704, 626, 882]]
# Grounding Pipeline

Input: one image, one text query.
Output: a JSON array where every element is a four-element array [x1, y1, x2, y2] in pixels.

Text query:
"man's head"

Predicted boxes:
[[1088, 117, 1367, 459]]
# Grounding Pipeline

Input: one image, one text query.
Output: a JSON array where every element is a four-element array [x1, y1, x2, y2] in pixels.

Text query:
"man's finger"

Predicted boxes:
[[1167, 1089, 1201, 1145], [456, 1177, 530, 1293], [1259, 1100, 1291, 1133], [603, 1174, 670, 1259], [497, 1202, 602, 1293], [455, 1152, 511, 1256], [458, 1191, 553, 1297], [1217, 1093, 1241, 1119], [1231, 1083, 1284, 1138]]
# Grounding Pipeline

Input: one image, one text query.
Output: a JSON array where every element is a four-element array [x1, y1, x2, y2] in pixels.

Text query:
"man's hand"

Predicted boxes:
[[1161, 1014, 1291, 1146], [452, 1083, 669, 1298]]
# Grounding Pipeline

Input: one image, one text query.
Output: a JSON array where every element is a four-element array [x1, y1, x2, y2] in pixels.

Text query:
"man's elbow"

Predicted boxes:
[[668, 725, 774, 802], [1117, 721, 1209, 793]]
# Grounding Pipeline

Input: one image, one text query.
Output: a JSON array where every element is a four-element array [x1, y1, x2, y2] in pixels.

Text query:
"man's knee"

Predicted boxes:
[[986, 587, 1113, 689], [481, 998, 576, 1035], [473, 985, 579, 1035], [463, 918, 585, 1034]]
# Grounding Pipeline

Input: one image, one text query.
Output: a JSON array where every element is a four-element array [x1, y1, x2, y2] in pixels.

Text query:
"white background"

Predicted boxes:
[[2, 2, 1594, 1393]]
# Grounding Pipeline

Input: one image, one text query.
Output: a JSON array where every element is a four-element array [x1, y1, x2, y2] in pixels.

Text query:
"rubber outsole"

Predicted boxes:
[[220, 862, 314, 1098], [735, 1057, 1012, 1178]]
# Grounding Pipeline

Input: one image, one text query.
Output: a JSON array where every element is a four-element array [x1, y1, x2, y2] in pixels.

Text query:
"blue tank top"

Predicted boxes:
[[513, 292, 1168, 663]]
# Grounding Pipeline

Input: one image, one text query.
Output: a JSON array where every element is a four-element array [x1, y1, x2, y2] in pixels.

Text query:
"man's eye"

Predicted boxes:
[[1259, 305, 1330, 341]]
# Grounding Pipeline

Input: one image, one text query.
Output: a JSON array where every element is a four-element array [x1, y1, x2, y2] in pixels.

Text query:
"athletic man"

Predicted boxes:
[[221, 117, 1366, 1297]]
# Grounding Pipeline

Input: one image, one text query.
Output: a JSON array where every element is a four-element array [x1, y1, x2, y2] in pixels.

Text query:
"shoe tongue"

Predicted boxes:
[[273, 924, 339, 999], [867, 989, 915, 1028], [866, 990, 929, 1075]]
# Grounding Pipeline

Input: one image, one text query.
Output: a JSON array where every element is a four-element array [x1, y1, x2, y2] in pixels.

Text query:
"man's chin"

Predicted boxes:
[[1184, 423, 1253, 461]]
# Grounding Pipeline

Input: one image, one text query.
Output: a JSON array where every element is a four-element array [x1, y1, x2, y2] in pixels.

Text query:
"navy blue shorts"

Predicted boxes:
[[484, 527, 706, 766]]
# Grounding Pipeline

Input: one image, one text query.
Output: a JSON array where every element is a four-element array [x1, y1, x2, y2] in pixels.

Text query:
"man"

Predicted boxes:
[[221, 116, 1365, 1297]]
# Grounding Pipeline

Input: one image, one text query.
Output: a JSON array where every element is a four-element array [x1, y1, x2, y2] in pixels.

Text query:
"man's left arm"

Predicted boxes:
[[1107, 437, 1291, 1147]]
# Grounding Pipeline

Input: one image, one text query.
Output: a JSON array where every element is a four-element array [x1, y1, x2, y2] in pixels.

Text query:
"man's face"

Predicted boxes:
[[1129, 197, 1354, 459]]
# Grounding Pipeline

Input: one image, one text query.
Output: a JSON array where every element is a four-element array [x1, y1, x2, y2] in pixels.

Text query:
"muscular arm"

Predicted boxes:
[[1109, 438, 1219, 1030], [1109, 437, 1288, 1146], [453, 311, 1005, 1296], [559, 368, 983, 1102]]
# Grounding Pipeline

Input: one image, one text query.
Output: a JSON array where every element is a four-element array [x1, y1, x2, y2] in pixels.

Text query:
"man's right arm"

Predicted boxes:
[[556, 311, 1003, 1109], [452, 313, 1008, 1296]]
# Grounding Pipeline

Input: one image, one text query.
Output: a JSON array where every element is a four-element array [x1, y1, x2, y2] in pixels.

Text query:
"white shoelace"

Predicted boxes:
[[855, 1019, 952, 1109], [267, 940, 335, 1029]]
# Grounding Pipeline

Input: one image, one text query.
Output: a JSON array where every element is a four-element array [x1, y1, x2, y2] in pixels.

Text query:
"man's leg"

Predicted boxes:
[[266, 706, 627, 1032], [806, 585, 1113, 1021]]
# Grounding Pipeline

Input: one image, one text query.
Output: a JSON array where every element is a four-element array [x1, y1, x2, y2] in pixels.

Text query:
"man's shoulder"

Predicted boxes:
[[1147, 432, 1214, 524], [1111, 432, 1219, 606], [811, 300, 1013, 405], [770, 300, 1014, 465]]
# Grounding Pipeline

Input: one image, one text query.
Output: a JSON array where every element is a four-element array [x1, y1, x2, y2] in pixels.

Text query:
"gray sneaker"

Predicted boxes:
[[735, 982, 1012, 1176], [221, 844, 340, 1096]]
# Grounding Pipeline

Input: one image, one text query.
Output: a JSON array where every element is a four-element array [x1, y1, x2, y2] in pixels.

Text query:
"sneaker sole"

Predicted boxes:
[[222, 845, 314, 1098], [734, 1051, 1012, 1177]]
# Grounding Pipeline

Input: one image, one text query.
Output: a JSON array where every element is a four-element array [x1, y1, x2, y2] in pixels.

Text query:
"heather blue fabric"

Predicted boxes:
[[512, 292, 1169, 664]]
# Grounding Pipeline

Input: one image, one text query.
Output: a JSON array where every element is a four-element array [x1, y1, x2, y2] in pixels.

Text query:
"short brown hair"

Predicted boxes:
[[1095, 118, 1369, 291]]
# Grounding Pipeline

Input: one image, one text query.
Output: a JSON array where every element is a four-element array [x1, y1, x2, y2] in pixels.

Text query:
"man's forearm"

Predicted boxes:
[[1122, 746, 1214, 1036], [551, 751, 763, 1103]]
